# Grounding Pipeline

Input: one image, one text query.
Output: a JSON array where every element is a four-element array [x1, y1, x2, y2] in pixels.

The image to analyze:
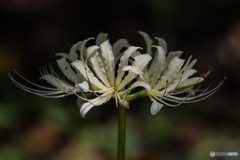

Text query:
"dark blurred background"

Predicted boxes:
[[1, 0, 240, 160]]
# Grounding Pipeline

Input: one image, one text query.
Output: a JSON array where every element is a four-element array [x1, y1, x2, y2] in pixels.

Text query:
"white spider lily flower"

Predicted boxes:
[[125, 32, 226, 115], [69, 33, 151, 118], [8, 32, 151, 118]]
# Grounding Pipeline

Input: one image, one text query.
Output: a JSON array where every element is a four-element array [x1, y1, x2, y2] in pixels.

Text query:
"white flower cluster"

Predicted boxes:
[[9, 32, 225, 117]]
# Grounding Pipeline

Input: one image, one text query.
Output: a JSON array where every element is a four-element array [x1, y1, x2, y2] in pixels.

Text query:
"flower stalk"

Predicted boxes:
[[117, 104, 126, 160]]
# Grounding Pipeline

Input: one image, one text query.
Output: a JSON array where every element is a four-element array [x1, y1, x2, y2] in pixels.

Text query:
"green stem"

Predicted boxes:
[[117, 105, 126, 160]]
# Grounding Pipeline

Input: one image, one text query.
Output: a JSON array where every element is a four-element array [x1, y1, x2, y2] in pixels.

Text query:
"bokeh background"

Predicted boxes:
[[1, 0, 240, 160]]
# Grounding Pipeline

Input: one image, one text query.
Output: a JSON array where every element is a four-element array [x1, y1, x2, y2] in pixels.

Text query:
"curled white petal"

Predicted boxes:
[[129, 81, 152, 92], [138, 31, 153, 55], [150, 99, 164, 115], [113, 39, 129, 56], [96, 33, 108, 46], [85, 46, 99, 63], [122, 66, 145, 80], [77, 81, 89, 92], [150, 46, 166, 87], [57, 57, 82, 83], [118, 54, 152, 90], [116, 46, 141, 86], [155, 37, 167, 53]]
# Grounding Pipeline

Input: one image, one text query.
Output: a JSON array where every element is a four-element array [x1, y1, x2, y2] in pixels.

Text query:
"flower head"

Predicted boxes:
[[9, 33, 152, 117], [126, 32, 226, 115]]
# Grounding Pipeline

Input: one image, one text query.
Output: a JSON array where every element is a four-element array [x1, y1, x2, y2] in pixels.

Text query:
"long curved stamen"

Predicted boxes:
[[8, 71, 60, 94], [183, 77, 226, 103], [41, 66, 59, 87], [153, 94, 188, 107], [170, 71, 184, 94], [13, 67, 59, 91], [49, 63, 63, 80], [163, 77, 226, 103], [9, 71, 69, 98], [196, 83, 212, 97], [161, 80, 169, 100]]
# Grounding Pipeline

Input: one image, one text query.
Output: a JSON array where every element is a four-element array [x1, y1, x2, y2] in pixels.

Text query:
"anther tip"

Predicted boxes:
[[128, 82, 130, 85], [38, 67, 41, 70], [166, 80, 169, 83], [224, 76, 226, 79], [182, 71, 184, 73], [12, 65, 15, 68], [7, 70, 9, 72], [193, 83, 195, 86], [65, 67, 67, 70]]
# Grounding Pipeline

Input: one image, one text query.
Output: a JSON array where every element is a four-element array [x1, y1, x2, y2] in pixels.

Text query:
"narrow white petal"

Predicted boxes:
[[80, 89, 113, 118], [80, 37, 94, 61], [96, 33, 108, 46], [177, 77, 204, 89], [150, 99, 164, 115], [174, 55, 193, 79], [122, 66, 145, 80], [153, 57, 185, 91], [131, 51, 141, 59], [69, 41, 83, 61], [57, 57, 82, 83], [41, 74, 73, 91], [71, 60, 108, 90], [90, 52, 111, 87], [147, 51, 159, 77], [183, 59, 197, 71], [158, 69, 197, 93], [112, 39, 129, 56], [100, 40, 115, 86], [55, 53, 71, 61], [162, 51, 182, 73], [155, 37, 167, 53], [116, 46, 142, 86], [150, 46, 166, 87], [118, 54, 152, 90], [77, 81, 89, 92], [55, 41, 83, 62], [85, 46, 99, 61], [129, 81, 152, 92], [138, 31, 153, 55]]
